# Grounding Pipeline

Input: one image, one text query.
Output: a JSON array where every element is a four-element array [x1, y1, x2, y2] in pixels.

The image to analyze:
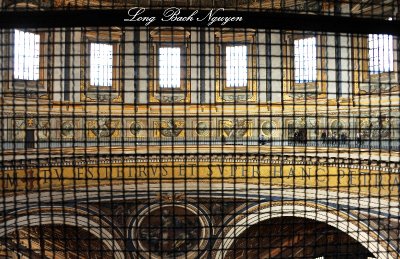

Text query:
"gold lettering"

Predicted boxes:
[[287, 167, 295, 179], [316, 168, 326, 182], [138, 166, 147, 177], [273, 166, 282, 178], [116, 167, 123, 178], [161, 166, 168, 176], [179, 165, 185, 176], [4, 173, 17, 188], [252, 165, 260, 177], [301, 167, 311, 180]]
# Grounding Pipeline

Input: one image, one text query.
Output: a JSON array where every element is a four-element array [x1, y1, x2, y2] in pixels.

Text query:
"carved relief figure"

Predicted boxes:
[[130, 121, 143, 137], [38, 121, 50, 140], [195, 121, 210, 136], [89, 118, 119, 138], [221, 119, 251, 139], [261, 119, 277, 139], [159, 119, 184, 137], [61, 121, 74, 138], [14, 119, 25, 140]]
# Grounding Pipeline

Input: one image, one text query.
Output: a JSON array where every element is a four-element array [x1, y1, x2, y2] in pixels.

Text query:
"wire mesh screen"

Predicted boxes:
[[0, 1, 399, 258]]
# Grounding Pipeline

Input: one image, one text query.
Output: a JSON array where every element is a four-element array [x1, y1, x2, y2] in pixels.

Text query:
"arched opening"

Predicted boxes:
[[216, 202, 394, 259], [225, 216, 374, 259], [0, 211, 125, 259], [1, 225, 114, 258]]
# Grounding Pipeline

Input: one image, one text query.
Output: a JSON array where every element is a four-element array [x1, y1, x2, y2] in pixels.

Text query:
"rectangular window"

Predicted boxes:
[[368, 34, 393, 74], [90, 43, 113, 87], [14, 29, 40, 80], [294, 37, 317, 83], [159, 47, 181, 88], [226, 45, 247, 87]]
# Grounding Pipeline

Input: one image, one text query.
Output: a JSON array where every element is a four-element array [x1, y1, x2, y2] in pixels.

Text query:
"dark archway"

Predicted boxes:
[[2, 225, 114, 258], [226, 216, 374, 259]]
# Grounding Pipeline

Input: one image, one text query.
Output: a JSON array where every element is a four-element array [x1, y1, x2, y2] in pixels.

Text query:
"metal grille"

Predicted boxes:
[[0, 1, 399, 258]]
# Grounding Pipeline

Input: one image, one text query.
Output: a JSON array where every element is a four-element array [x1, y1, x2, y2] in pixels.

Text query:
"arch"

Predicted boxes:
[[0, 207, 125, 259], [215, 201, 396, 259]]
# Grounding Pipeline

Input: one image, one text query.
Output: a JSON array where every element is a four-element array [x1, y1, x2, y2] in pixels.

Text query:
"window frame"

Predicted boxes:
[[13, 29, 41, 81], [352, 34, 398, 95], [293, 36, 317, 84], [215, 29, 257, 103], [4, 28, 53, 99], [283, 32, 327, 101], [89, 42, 114, 87], [155, 44, 186, 91], [149, 27, 191, 103], [223, 44, 249, 89], [80, 28, 123, 103]]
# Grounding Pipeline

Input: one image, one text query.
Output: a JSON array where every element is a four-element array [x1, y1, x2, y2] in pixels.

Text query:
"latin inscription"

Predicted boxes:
[[1, 164, 399, 198]]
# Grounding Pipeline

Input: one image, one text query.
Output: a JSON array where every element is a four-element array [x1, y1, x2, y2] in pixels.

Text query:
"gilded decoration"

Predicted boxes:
[[87, 118, 120, 138], [149, 27, 191, 104], [260, 119, 278, 139], [154, 119, 185, 138], [26, 117, 37, 128], [220, 119, 252, 138], [215, 29, 258, 103], [128, 121, 145, 137]]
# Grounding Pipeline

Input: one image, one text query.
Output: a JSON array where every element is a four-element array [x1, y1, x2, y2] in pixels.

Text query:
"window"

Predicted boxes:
[[368, 34, 393, 74], [159, 47, 181, 88], [352, 32, 397, 94], [90, 43, 113, 87], [80, 28, 122, 103], [5, 29, 52, 99], [226, 45, 247, 88], [283, 33, 327, 100], [294, 37, 317, 83], [14, 29, 40, 81], [215, 29, 257, 103], [149, 27, 191, 103]]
